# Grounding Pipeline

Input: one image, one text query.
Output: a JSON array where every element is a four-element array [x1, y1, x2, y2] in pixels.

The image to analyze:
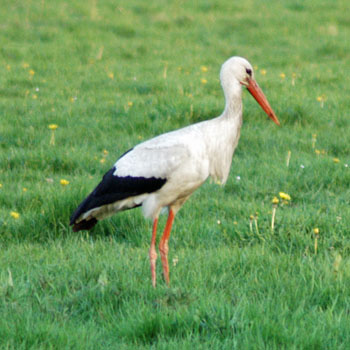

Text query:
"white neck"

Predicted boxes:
[[200, 80, 243, 184], [222, 79, 243, 118]]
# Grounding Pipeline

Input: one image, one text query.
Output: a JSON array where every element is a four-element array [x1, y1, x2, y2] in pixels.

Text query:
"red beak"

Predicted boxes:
[[247, 79, 280, 126]]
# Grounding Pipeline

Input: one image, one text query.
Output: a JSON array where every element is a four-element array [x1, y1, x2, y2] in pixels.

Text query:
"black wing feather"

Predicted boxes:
[[70, 166, 166, 226]]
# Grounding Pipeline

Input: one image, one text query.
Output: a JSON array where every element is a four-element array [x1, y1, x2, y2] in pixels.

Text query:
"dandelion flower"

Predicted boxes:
[[10, 211, 20, 219], [315, 149, 320, 155], [333, 158, 340, 163], [49, 124, 58, 145], [127, 101, 133, 107], [100, 158, 106, 164], [201, 78, 207, 84], [279, 73, 286, 79], [103, 149, 109, 156], [314, 228, 320, 254], [0, 183, 2, 188], [48, 124, 58, 130], [108, 72, 114, 79], [29, 69, 35, 76], [32, 94, 38, 99], [272, 197, 279, 205], [22, 63, 30, 68], [6, 64, 11, 71], [201, 66, 208, 72], [60, 179, 69, 186], [279, 192, 291, 201], [260, 69, 267, 76], [317, 95, 326, 108], [23, 187, 28, 192]]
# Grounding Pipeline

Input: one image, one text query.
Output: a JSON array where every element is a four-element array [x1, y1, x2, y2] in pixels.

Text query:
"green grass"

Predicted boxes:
[[1, 0, 350, 348]]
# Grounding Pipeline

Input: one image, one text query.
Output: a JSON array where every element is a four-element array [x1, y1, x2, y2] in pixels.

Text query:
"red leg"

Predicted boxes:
[[149, 218, 158, 287], [159, 209, 175, 286]]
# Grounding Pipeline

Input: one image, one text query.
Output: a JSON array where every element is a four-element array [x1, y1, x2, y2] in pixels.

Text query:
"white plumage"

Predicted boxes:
[[70, 56, 279, 287]]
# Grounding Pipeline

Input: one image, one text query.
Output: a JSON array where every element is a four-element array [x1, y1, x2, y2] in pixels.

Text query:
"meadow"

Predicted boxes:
[[1, 0, 350, 348]]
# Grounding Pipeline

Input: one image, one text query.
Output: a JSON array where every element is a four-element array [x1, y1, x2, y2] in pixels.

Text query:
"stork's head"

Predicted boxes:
[[220, 56, 280, 126]]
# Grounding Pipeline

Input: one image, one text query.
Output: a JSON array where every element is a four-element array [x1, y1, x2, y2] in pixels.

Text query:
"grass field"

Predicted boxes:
[[1, 0, 350, 348]]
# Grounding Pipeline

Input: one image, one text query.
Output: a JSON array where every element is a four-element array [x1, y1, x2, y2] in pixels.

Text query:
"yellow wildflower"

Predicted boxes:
[[0, 183, 2, 188], [100, 158, 106, 164], [317, 95, 326, 102], [60, 179, 69, 186], [279, 73, 286, 79], [201, 66, 208, 72], [315, 149, 321, 155], [279, 192, 291, 201], [29, 69, 35, 76], [260, 69, 267, 76], [201, 78, 207, 84], [10, 211, 20, 219], [103, 149, 109, 156], [127, 101, 133, 107], [6, 64, 11, 71], [313, 228, 319, 235], [32, 94, 38, 99], [23, 187, 28, 192], [48, 124, 58, 130], [333, 158, 340, 163], [108, 72, 114, 79], [272, 197, 279, 205], [22, 63, 30, 68]]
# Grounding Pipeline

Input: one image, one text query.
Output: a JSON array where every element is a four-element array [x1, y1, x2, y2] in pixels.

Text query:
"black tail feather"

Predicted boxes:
[[70, 166, 167, 231], [72, 218, 98, 232]]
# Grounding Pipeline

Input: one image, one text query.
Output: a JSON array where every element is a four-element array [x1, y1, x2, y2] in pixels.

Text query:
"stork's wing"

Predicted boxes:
[[70, 142, 191, 231], [114, 142, 191, 179]]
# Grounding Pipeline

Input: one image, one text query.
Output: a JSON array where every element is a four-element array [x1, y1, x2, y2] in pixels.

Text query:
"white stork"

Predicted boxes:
[[70, 56, 280, 287]]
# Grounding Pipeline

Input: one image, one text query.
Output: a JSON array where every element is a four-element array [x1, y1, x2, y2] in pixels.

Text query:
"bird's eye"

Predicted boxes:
[[246, 68, 252, 76]]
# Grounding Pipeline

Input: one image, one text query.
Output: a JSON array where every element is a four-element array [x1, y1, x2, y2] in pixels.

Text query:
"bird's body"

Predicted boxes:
[[70, 56, 279, 287]]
